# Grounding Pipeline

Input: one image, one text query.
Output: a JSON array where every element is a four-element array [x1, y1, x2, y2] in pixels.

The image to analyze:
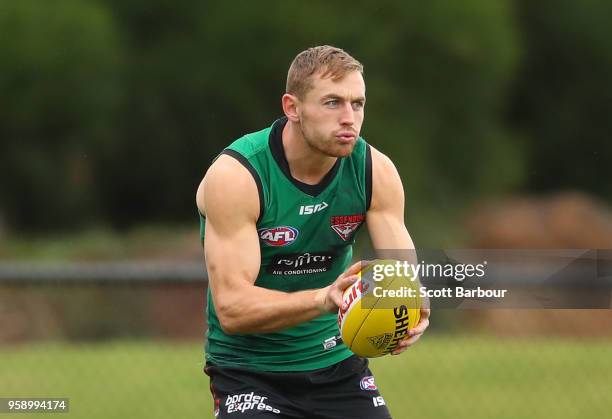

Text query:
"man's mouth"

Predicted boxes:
[[336, 132, 356, 143]]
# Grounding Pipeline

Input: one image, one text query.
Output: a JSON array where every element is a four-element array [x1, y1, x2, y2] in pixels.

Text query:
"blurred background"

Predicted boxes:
[[1, 0, 611, 418]]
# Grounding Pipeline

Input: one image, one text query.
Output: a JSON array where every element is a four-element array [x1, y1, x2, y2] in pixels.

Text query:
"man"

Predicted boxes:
[[196, 45, 430, 418]]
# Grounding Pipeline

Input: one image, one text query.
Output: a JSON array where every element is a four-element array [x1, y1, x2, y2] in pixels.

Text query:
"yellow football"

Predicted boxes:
[[338, 260, 422, 357]]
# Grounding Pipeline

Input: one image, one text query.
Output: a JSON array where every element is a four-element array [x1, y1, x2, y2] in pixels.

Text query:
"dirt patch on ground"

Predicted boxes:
[[463, 191, 612, 336]]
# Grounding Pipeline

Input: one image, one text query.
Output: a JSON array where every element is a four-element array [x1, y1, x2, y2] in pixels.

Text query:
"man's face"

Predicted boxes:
[[296, 70, 366, 158]]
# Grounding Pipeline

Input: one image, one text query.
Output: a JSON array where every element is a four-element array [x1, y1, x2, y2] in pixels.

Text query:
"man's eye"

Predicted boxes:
[[352, 102, 364, 110], [326, 100, 339, 107]]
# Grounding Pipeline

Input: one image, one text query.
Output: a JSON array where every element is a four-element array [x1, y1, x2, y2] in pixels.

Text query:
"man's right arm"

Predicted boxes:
[[196, 155, 358, 334]]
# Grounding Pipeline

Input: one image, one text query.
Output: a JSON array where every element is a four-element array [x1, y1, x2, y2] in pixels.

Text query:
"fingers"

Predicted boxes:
[[359, 259, 376, 270], [390, 313, 430, 355], [320, 260, 369, 313], [332, 274, 358, 309], [420, 308, 431, 319], [341, 261, 364, 278], [411, 314, 430, 335], [410, 314, 430, 341], [391, 336, 418, 355], [337, 274, 359, 290], [339, 259, 377, 279], [390, 329, 424, 355]]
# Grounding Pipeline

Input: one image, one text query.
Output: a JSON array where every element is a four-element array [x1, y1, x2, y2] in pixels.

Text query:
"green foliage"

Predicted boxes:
[[349, 0, 524, 244], [2, 0, 608, 239], [509, 0, 612, 198], [0, 0, 123, 230]]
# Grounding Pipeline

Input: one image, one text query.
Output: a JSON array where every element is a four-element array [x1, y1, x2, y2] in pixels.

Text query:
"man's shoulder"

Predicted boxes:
[[200, 154, 260, 222], [225, 123, 274, 159], [368, 144, 396, 171], [367, 145, 404, 212]]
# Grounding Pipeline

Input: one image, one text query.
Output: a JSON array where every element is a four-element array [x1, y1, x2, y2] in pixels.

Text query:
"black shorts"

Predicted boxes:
[[204, 355, 392, 419]]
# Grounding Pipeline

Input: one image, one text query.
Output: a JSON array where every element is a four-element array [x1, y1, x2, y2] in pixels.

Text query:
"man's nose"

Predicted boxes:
[[339, 103, 355, 126]]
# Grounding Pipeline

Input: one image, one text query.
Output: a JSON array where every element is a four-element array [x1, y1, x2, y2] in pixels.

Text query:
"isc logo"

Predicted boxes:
[[299, 202, 328, 215], [372, 396, 386, 407], [258, 226, 299, 246]]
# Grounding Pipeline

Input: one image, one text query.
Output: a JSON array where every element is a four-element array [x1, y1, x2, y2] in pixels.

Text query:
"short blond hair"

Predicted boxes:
[[286, 45, 364, 99]]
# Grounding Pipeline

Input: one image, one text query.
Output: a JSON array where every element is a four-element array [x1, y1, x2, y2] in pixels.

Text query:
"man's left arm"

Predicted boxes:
[[366, 146, 430, 355]]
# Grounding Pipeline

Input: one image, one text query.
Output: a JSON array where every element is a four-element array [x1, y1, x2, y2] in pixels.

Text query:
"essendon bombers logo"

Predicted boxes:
[[258, 226, 299, 246], [330, 214, 365, 241]]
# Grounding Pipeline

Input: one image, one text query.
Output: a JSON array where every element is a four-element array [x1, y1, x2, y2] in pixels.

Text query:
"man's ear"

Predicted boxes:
[[282, 93, 300, 122]]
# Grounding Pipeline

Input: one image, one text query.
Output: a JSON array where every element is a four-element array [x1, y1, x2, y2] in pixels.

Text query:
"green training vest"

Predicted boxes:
[[200, 117, 372, 371]]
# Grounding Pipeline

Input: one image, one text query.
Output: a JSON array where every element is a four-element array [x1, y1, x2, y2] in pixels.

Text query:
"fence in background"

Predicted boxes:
[[1, 262, 612, 419]]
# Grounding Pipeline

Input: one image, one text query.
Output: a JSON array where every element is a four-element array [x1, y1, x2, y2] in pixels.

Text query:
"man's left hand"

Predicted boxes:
[[390, 308, 430, 355]]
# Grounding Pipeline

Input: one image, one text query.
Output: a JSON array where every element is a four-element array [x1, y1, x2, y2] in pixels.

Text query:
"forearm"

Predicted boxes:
[[368, 214, 417, 262], [213, 285, 327, 334]]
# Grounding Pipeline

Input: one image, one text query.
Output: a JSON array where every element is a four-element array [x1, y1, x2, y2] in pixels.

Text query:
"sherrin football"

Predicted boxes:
[[338, 260, 422, 357]]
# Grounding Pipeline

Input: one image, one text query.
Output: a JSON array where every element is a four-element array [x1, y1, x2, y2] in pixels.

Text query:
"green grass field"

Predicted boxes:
[[1, 335, 611, 419]]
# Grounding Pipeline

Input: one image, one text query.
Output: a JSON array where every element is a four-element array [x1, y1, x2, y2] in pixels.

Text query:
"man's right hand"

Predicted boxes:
[[314, 261, 368, 313]]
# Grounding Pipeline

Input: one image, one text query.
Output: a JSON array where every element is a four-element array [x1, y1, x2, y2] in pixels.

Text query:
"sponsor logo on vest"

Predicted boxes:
[[225, 392, 280, 415], [258, 226, 299, 246], [330, 214, 365, 241], [373, 396, 386, 407], [299, 201, 329, 215], [360, 376, 378, 391], [266, 252, 334, 275]]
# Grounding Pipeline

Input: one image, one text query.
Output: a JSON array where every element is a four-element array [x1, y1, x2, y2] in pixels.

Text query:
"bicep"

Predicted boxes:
[[366, 147, 415, 250], [200, 156, 261, 303], [204, 215, 261, 298]]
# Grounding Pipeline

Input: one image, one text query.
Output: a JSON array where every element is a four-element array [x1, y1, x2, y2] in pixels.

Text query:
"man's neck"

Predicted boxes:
[[282, 121, 337, 185]]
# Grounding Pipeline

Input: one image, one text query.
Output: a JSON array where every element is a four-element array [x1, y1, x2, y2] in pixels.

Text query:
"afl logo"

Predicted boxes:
[[258, 226, 299, 246], [360, 376, 378, 391]]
